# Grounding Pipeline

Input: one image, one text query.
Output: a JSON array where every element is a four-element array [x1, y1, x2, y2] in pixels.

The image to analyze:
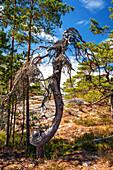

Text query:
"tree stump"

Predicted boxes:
[[36, 144, 46, 158]]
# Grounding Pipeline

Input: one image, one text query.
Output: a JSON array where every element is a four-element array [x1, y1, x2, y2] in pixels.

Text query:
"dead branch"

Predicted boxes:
[[75, 135, 113, 148], [91, 93, 112, 105]]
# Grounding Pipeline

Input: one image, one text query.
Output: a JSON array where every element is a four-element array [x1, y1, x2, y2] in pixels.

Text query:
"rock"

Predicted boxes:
[[82, 161, 91, 166], [68, 124, 72, 127], [67, 98, 88, 104], [75, 116, 80, 119], [90, 113, 99, 118], [93, 155, 98, 159], [78, 128, 83, 132], [59, 124, 66, 128]]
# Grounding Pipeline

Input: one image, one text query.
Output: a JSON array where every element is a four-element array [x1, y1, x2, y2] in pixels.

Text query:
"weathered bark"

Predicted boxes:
[[26, 31, 30, 147], [21, 86, 25, 142], [0, 102, 4, 131], [12, 95, 17, 144], [26, 74, 30, 148], [30, 48, 64, 158], [9, 97, 14, 137], [6, 80, 11, 146], [3, 27, 87, 155], [26, 0, 33, 149], [111, 91, 113, 118], [30, 71, 63, 157], [6, 0, 16, 146], [36, 144, 46, 158]]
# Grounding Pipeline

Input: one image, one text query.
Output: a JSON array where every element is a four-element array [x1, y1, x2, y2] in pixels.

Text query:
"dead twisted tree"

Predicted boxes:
[[0, 27, 87, 158], [1, 27, 111, 157], [29, 28, 88, 158]]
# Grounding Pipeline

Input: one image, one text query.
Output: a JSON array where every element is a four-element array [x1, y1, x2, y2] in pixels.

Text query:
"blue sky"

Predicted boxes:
[[1, 0, 111, 86], [38, 0, 113, 86], [56, 0, 112, 43], [0, 1, 112, 88]]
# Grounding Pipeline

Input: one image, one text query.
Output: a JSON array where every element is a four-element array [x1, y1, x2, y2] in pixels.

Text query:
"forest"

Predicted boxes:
[[0, 0, 113, 169]]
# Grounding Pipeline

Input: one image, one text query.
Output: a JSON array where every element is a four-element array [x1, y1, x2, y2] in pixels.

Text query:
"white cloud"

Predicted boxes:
[[84, 20, 90, 25], [38, 63, 53, 78], [37, 56, 78, 87], [59, 28, 64, 35], [101, 38, 113, 49], [76, 20, 90, 25], [61, 57, 78, 87], [102, 38, 113, 42], [32, 28, 58, 43], [38, 31, 58, 42], [80, 0, 105, 12], [76, 20, 85, 25]]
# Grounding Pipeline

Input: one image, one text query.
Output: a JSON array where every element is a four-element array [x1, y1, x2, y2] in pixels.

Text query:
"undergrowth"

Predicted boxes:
[[74, 131, 113, 165], [46, 138, 73, 159], [73, 114, 113, 126]]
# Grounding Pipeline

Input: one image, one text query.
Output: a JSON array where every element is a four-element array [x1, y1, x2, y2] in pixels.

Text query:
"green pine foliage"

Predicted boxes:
[[64, 0, 113, 104], [2, 0, 74, 45], [0, 0, 75, 94], [0, 0, 75, 148], [63, 64, 113, 103], [30, 82, 43, 95], [0, 30, 10, 94]]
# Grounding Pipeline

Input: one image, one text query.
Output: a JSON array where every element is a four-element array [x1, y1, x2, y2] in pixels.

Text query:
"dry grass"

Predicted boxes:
[[1, 103, 113, 169]]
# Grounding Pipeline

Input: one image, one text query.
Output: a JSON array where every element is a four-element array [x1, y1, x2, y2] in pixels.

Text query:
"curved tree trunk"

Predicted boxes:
[[30, 55, 63, 158]]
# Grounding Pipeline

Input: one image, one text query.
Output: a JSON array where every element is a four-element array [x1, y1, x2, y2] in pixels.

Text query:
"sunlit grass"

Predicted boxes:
[[0, 131, 6, 149], [46, 138, 73, 159]]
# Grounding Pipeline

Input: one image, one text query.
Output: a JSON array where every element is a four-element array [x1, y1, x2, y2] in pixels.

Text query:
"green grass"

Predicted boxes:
[[46, 138, 73, 159], [45, 162, 66, 170], [0, 131, 26, 151], [0, 132, 73, 159], [64, 118, 70, 123], [73, 113, 113, 127], [99, 114, 113, 125], [0, 131, 6, 148], [26, 144, 36, 158], [74, 117, 98, 126], [74, 132, 113, 164]]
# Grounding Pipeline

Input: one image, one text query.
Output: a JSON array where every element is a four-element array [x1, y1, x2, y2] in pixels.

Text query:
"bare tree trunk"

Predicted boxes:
[[26, 39, 30, 148], [26, 0, 33, 150], [21, 85, 25, 142], [111, 91, 113, 118], [0, 102, 4, 131], [12, 95, 17, 144], [26, 24, 30, 149], [30, 49, 63, 158], [10, 97, 14, 137], [30, 27, 86, 158], [6, 80, 11, 146], [6, 0, 16, 146], [26, 75, 30, 148], [30, 75, 63, 158], [36, 144, 46, 158]]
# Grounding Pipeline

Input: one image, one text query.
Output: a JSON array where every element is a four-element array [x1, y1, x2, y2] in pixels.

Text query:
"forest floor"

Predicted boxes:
[[0, 96, 113, 169]]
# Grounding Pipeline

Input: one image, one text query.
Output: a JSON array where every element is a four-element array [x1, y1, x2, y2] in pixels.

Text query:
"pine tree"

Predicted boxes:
[[0, 29, 10, 94], [63, 0, 113, 115], [1, 0, 74, 148]]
